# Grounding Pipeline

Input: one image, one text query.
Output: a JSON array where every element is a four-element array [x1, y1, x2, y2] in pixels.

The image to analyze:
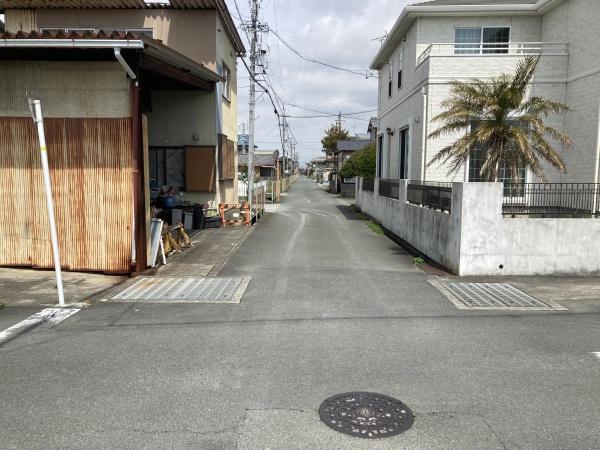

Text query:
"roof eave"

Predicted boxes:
[[0, 35, 221, 83], [370, 0, 564, 70], [215, 0, 246, 55]]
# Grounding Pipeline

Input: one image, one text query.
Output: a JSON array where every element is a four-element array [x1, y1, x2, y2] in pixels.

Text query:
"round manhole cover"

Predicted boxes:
[[318, 392, 414, 439]]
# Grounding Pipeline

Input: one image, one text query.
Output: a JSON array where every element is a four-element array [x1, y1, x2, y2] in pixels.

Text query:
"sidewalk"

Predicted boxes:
[[0, 225, 254, 308], [0, 267, 125, 308], [157, 225, 253, 277]]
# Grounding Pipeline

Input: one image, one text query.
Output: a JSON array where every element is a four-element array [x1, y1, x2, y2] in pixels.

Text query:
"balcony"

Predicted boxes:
[[416, 42, 569, 81]]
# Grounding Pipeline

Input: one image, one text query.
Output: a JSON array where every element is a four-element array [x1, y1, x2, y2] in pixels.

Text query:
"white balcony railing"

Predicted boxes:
[[417, 42, 569, 67]]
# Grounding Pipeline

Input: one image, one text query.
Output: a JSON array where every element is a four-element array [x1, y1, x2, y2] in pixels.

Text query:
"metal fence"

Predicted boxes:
[[362, 178, 374, 193], [503, 183, 600, 217], [407, 181, 452, 213], [379, 178, 400, 199]]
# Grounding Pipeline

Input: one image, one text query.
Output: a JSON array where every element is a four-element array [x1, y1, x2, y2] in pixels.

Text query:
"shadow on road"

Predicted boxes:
[[334, 204, 363, 220]]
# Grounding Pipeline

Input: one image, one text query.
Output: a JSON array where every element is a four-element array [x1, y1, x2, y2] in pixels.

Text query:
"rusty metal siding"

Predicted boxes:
[[0, 117, 133, 273]]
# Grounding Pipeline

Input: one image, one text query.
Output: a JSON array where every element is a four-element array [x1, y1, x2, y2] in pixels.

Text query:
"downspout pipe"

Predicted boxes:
[[114, 48, 136, 79], [420, 85, 429, 182]]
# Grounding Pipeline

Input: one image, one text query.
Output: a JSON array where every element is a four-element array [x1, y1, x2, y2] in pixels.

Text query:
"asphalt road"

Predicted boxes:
[[1, 178, 599, 449]]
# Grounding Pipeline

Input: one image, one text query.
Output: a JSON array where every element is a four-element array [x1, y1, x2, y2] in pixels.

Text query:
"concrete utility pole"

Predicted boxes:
[[247, 0, 260, 209]]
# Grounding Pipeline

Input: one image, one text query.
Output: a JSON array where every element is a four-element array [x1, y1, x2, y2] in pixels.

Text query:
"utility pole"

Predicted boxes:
[[247, 0, 260, 210]]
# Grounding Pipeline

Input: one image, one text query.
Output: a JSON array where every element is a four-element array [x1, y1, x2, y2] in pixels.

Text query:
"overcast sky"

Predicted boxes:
[[227, 0, 427, 165]]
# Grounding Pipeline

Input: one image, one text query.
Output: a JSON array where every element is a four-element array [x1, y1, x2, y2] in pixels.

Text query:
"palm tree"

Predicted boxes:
[[427, 55, 572, 182]]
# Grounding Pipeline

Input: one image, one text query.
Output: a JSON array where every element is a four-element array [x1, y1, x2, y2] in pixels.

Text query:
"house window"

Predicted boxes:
[[468, 122, 525, 185], [377, 135, 384, 178], [222, 62, 231, 101], [399, 127, 409, 179], [149, 147, 186, 191], [397, 48, 404, 89], [388, 61, 393, 98], [454, 27, 510, 54]]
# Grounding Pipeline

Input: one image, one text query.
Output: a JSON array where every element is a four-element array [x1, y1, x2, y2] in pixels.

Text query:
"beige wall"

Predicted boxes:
[[216, 15, 239, 204], [148, 90, 216, 147], [14, 9, 219, 68]]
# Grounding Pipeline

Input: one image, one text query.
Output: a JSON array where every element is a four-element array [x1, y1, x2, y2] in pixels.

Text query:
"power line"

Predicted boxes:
[[285, 103, 377, 117], [269, 28, 375, 78], [284, 114, 371, 121]]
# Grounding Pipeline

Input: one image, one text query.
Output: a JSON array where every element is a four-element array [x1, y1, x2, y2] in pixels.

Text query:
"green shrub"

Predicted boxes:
[[339, 143, 376, 179]]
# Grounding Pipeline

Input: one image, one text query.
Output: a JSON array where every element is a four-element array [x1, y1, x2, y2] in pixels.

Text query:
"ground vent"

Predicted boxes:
[[430, 280, 566, 311], [111, 277, 250, 303]]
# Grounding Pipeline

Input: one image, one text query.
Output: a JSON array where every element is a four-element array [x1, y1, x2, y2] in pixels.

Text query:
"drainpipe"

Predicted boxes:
[[114, 48, 136, 79], [420, 84, 429, 182]]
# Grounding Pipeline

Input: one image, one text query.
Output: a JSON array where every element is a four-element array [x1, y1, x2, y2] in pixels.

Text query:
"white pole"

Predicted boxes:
[[29, 99, 65, 307], [247, 0, 260, 213]]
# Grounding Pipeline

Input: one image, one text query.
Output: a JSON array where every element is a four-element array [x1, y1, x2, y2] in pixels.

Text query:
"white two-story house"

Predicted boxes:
[[372, 0, 600, 186]]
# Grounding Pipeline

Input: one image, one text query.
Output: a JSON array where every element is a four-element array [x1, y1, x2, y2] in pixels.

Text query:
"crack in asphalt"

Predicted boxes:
[[479, 415, 508, 450]]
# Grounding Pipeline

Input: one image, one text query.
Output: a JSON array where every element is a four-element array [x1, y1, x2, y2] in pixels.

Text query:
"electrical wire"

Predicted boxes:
[[286, 103, 377, 117], [269, 28, 375, 78]]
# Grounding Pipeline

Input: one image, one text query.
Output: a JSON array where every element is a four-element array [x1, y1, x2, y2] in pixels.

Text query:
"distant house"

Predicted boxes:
[[336, 138, 373, 176], [330, 135, 373, 193], [238, 150, 280, 180], [0, 0, 245, 274], [308, 157, 331, 184]]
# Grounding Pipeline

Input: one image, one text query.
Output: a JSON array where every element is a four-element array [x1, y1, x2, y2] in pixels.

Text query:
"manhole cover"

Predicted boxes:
[[318, 392, 414, 439], [430, 280, 566, 311], [110, 277, 250, 303]]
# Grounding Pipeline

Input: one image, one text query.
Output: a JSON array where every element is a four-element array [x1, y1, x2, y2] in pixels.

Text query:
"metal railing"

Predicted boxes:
[[503, 183, 600, 217], [417, 42, 569, 66], [362, 178, 374, 193], [407, 181, 452, 213], [379, 178, 400, 199]]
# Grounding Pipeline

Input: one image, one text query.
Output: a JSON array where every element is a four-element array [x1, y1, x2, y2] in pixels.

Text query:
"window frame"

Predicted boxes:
[[466, 120, 528, 193], [387, 60, 393, 98], [222, 62, 232, 102], [399, 126, 410, 179], [453, 26, 511, 55], [397, 47, 404, 90]]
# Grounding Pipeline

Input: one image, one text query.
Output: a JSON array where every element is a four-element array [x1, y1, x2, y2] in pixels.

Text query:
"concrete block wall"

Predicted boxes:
[[357, 178, 600, 276], [356, 178, 460, 273]]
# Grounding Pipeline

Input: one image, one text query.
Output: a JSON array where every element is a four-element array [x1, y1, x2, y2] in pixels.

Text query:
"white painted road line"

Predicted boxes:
[[0, 308, 80, 345], [591, 352, 600, 361]]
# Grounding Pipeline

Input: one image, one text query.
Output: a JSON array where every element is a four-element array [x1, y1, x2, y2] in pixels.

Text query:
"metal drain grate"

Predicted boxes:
[[319, 392, 414, 439], [430, 280, 566, 311], [111, 277, 250, 303]]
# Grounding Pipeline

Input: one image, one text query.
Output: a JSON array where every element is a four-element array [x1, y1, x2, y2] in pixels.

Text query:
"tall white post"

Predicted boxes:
[[247, 0, 260, 212], [29, 99, 65, 307]]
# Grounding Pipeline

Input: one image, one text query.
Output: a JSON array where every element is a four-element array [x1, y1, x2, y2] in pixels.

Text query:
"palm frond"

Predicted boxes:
[[427, 54, 572, 182]]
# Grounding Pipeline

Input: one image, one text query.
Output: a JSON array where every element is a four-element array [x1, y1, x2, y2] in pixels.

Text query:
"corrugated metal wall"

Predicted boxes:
[[0, 117, 133, 273]]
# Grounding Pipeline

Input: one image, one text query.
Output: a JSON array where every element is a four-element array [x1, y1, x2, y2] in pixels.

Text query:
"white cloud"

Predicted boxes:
[[228, 0, 421, 164]]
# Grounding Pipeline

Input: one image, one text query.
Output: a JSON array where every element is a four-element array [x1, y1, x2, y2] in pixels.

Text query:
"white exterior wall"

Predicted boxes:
[[377, 24, 424, 180], [541, 0, 600, 184], [376, 3, 600, 185]]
